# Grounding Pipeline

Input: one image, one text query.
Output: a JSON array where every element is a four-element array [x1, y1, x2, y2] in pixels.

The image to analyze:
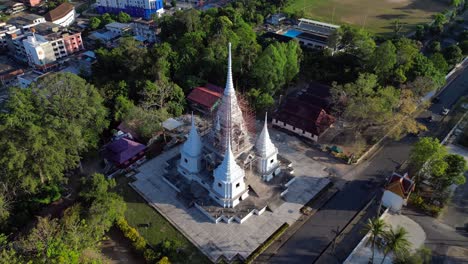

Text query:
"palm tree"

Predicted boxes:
[[380, 226, 412, 264], [362, 217, 387, 264]]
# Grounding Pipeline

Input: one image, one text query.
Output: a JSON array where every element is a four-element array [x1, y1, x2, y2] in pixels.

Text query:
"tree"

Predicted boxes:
[[0, 73, 108, 193], [430, 154, 467, 191], [0, 191, 10, 227], [415, 25, 425, 40], [370, 40, 397, 81], [444, 45, 463, 66], [331, 73, 400, 132], [428, 41, 441, 54], [139, 78, 185, 116], [101, 13, 115, 25], [89, 17, 101, 30], [459, 40, 468, 55], [430, 53, 449, 74], [338, 25, 376, 62], [380, 226, 412, 264], [117, 12, 131, 23], [410, 137, 448, 182], [362, 218, 387, 264]]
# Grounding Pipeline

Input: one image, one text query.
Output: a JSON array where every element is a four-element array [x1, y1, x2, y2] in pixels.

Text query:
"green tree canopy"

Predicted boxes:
[[0, 73, 108, 193]]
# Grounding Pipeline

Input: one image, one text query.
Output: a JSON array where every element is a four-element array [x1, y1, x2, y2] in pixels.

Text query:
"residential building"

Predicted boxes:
[[21, 0, 42, 7], [21, 24, 84, 70], [0, 68, 23, 87], [6, 31, 28, 63], [44, 3, 76, 27], [266, 13, 286, 25], [132, 18, 158, 42], [17, 70, 47, 88], [8, 14, 46, 32], [187, 84, 223, 114], [105, 22, 132, 36], [6, 2, 27, 14], [0, 23, 19, 49], [96, 0, 164, 20]]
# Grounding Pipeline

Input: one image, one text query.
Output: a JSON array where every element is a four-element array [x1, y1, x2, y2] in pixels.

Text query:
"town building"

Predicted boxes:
[[21, 0, 42, 7], [381, 172, 415, 212], [132, 18, 158, 43], [0, 23, 19, 49], [22, 23, 84, 70], [187, 84, 223, 114], [17, 70, 47, 88], [266, 13, 286, 25], [44, 3, 76, 27], [8, 14, 46, 32], [96, 0, 164, 20], [105, 22, 132, 36], [164, 44, 293, 223], [6, 2, 27, 15]]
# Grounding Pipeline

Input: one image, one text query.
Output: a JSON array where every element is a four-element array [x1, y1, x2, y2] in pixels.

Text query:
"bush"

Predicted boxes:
[[424, 204, 442, 217]]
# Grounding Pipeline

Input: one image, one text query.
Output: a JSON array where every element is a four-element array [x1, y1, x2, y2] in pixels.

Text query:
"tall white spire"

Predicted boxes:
[[213, 42, 252, 155], [225, 42, 235, 96], [182, 113, 202, 157], [256, 113, 277, 158]]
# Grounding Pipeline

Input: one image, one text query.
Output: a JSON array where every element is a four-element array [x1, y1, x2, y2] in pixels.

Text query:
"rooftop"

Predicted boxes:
[[103, 137, 146, 165], [187, 86, 222, 109], [44, 3, 74, 22]]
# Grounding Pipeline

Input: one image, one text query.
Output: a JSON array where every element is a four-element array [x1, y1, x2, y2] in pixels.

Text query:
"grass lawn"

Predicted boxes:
[[284, 0, 450, 35], [114, 176, 210, 264]]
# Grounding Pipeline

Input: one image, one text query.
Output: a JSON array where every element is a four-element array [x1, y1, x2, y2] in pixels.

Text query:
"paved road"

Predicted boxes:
[[267, 63, 468, 263]]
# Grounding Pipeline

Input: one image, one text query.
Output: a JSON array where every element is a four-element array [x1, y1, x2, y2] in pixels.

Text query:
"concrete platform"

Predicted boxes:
[[130, 128, 330, 262]]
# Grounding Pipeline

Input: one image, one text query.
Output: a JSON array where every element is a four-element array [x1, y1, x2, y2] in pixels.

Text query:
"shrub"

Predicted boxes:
[[144, 249, 159, 263]]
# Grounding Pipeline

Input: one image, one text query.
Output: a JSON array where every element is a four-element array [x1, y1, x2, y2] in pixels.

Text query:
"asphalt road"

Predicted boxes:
[[267, 64, 468, 263]]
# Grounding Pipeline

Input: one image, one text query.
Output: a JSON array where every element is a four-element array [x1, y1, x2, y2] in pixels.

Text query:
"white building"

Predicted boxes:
[[23, 34, 56, 67], [44, 3, 76, 27], [8, 14, 46, 32]]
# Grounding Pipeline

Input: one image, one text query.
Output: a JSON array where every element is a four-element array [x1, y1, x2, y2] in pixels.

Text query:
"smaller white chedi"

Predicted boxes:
[[211, 133, 249, 208], [178, 114, 203, 178], [255, 113, 280, 182]]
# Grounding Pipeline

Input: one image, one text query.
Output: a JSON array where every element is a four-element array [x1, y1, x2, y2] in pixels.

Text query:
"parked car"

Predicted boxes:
[[442, 108, 450, 116]]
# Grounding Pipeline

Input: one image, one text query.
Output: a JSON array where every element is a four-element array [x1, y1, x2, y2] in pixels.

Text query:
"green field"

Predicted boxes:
[[284, 0, 450, 34], [115, 177, 210, 263]]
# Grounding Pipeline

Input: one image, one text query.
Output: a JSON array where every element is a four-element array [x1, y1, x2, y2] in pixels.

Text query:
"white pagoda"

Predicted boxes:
[[175, 43, 282, 211]]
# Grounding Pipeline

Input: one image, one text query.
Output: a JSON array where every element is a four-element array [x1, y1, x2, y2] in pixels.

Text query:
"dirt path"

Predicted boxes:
[[100, 226, 145, 264]]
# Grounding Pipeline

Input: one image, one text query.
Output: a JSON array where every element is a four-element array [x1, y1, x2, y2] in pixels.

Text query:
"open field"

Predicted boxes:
[[114, 176, 210, 263], [284, 0, 450, 34]]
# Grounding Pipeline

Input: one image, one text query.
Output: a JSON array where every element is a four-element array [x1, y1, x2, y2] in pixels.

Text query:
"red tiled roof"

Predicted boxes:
[[387, 173, 415, 195], [187, 86, 222, 109], [0, 69, 24, 80]]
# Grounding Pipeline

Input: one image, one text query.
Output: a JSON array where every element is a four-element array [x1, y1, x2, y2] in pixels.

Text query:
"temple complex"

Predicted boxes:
[[163, 43, 295, 223]]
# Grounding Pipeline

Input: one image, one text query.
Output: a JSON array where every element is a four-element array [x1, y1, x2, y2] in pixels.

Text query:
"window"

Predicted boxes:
[[236, 183, 240, 188], [270, 159, 274, 164], [218, 183, 222, 188], [184, 158, 188, 163]]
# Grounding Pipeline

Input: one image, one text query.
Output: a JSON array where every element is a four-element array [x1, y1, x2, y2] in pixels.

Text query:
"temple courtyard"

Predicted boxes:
[[129, 126, 331, 262]]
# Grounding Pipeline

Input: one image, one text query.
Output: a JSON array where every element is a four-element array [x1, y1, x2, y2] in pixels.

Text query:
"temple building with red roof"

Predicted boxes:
[[381, 172, 415, 212], [187, 83, 223, 114]]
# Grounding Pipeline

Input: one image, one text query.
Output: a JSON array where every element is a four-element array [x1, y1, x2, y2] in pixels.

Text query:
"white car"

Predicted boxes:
[[442, 108, 450, 116]]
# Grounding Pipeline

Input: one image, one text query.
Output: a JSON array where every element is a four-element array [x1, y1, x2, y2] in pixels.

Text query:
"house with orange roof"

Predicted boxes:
[[381, 172, 415, 212]]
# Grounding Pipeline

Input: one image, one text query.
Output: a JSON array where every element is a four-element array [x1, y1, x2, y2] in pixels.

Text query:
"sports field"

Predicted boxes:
[[285, 0, 449, 34]]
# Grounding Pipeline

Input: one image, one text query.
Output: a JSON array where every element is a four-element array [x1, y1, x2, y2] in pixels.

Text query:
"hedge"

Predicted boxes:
[[116, 217, 165, 263], [245, 223, 289, 264]]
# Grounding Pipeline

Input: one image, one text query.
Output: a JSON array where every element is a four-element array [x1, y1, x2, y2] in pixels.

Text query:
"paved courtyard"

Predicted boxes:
[[130, 127, 330, 262]]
